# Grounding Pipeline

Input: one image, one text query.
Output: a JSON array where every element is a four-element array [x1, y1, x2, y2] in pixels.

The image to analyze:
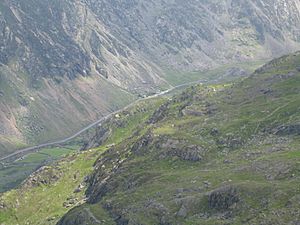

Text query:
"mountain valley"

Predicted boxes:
[[0, 1, 300, 224], [0, 52, 300, 224], [1, 0, 300, 154]]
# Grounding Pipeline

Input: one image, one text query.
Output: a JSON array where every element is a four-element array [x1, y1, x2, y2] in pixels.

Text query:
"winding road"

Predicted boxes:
[[0, 80, 203, 162]]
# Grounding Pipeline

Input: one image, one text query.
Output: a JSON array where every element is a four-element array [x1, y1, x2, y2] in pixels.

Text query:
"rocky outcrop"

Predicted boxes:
[[22, 166, 62, 188], [57, 206, 102, 225], [208, 186, 239, 211], [131, 132, 153, 155], [147, 102, 170, 124], [217, 134, 244, 150], [274, 124, 300, 135], [81, 126, 111, 151], [0, 200, 6, 210], [160, 144, 204, 162]]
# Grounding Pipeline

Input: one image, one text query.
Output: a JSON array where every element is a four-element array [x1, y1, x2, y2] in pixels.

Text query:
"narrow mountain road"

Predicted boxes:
[[0, 80, 203, 162]]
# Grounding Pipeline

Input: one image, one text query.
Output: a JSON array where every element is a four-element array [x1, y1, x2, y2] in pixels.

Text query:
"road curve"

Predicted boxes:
[[0, 80, 203, 162]]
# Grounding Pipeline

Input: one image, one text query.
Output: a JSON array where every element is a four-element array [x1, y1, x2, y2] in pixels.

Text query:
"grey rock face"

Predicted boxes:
[[0, 0, 165, 87], [84, 0, 300, 70], [1, 0, 300, 87], [0, 0, 168, 153], [0, 0, 90, 80]]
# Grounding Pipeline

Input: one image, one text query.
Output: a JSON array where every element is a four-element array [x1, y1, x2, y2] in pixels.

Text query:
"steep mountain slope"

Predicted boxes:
[[0, 0, 167, 155], [1, 0, 300, 156], [84, 0, 300, 70], [0, 0, 166, 88], [0, 68, 138, 156], [1, 52, 300, 224]]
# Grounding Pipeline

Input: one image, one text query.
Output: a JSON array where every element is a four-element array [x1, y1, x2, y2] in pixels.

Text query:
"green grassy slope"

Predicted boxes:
[[58, 52, 300, 225], [1, 53, 300, 225], [0, 99, 163, 225]]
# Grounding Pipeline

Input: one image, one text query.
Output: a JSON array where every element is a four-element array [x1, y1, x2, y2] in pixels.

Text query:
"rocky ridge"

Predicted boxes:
[[55, 53, 300, 225]]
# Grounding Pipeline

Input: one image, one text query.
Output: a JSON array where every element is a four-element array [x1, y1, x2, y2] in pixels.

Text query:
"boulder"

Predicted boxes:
[[0, 202, 5, 209], [177, 205, 188, 218], [210, 128, 220, 136]]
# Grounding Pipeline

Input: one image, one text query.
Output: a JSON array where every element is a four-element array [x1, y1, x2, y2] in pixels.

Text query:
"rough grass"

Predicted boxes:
[[71, 54, 300, 224], [0, 146, 78, 193], [1, 54, 300, 224], [0, 149, 99, 224], [0, 98, 163, 225]]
